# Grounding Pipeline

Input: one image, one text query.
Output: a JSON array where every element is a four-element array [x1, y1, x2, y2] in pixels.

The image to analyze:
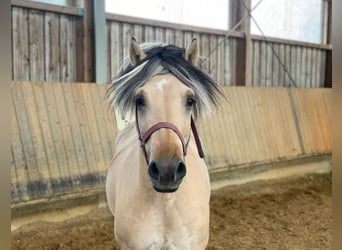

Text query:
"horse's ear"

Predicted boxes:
[[129, 37, 146, 65], [184, 38, 199, 65]]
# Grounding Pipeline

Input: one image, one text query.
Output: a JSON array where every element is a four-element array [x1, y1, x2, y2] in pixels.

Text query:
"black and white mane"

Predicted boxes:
[[108, 42, 223, 119]]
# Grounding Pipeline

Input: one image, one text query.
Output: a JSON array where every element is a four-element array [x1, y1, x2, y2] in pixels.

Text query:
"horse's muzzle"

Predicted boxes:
[[148, 158, 186, 193]]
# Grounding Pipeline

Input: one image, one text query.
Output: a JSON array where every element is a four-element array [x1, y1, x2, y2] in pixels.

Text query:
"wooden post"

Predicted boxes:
[[75, 0, 95, 82], [230, 0, 252, 86], [94, 0, 107, 84], [324, 0, 332, 88]]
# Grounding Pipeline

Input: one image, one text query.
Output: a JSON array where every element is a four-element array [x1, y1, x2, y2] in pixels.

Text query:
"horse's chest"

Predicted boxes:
[[115, 197, 204, 249]]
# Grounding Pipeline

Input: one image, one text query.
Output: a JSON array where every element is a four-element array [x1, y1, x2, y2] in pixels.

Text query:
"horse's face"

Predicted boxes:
[[135, 74, 195, 192]]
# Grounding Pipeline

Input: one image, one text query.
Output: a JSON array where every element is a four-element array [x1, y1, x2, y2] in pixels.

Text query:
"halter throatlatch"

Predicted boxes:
[[135, 107, 205, 164]]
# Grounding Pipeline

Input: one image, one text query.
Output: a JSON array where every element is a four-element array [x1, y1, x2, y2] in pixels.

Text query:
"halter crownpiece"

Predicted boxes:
[[135, 107, 205, 164]]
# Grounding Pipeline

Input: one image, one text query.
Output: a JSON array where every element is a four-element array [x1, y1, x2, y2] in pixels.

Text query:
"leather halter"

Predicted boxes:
[[135, 107, 205, 164]]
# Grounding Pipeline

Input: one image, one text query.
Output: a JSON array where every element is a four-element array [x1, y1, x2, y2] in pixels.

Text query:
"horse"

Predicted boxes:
[[106, 37, 223, 249]]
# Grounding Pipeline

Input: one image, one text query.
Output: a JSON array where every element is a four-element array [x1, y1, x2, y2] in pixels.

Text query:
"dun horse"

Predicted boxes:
[[106, 38, 223, 249]]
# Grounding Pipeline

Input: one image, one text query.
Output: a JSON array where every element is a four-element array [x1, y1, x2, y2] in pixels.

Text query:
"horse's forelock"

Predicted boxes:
[[108, 43, 223, 119]]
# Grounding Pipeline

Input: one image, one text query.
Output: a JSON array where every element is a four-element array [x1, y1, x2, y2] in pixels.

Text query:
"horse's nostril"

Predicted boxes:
[[176, 161, 186, 179], [148, 161, 159, 180]]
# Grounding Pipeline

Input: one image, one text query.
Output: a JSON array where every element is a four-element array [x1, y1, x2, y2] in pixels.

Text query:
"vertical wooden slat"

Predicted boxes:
[[165, 28, 175, 45], [259, 41, 267, 86], [60, 15, 69, 82], [295, 46, 302, 86], [174, 29, 183, 47], [29, 9, 44, 81], [278, 43, 285, 86], [224, 38, 231, 85], [145, 25, 155, 42], [301, 48, 307, 87], [252, 41, 260, 86], [110, 22, 121, 80], [209, 35, 218, 81], [122, 23, 134, 62], [305, 48, 312, 87], [311, 48, 318, 87], [45, 12, 60, 82], [200, 33, 210, 74], [217, 37, 225, 85], [284, 45, 291, 87], [265, 42, 273, 87], [106, 21, 111, 82], [290, 46, 297, 87], [184, 32, 193, 48], [12, 7, 30, 81], [133, 24, 143, 42], [272, 43, 279, 86], [155, 27, 165, 42]]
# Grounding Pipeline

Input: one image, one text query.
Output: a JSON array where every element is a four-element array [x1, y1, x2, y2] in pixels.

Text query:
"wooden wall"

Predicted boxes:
[[11, 82, 118, 203], [106, 16, 239, 86], [12, 6, 78, 82], [11, 82, 332, 205], [11, 2, 331, 88], [250, 38, 327, 87]]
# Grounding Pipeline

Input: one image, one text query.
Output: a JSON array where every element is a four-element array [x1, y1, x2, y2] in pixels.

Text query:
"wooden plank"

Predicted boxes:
[[155, 27, 165, 42], [259, 41, 267, 86], [265, 42, 273, 86], [82, 0, 95, 82], [106, 13, 243, 39], [315, 49, 322, 87], [278, 43, 285, 86], [230, 38, 237, 86], [272, 43, 279, 86], [251, 34, 331, 50], [110, 22, 121, 80], [44, 12, 60, 81], [60, 15, 69, 82], [252, 40, 260, 86], [106, 21, 111, 82], [174, 29, 183, 47], [61, 83, 88, 175], [133, 24, 143, 42], [165, 28, 175, 45], [122, 23, 133, 65], [284, 44, 291, 87], [199, 33, 210, 74], [144, 25, 155, 42], [51, 83, 81, 179], [224, 38, 231, 85], [320, 50, 326, 87], [311, 48, 318, 87], [300, 48, 307, 87], [28, 9, 45, 81], [290, 46, 297, 87], [217, 36, 225, 85], [31, 83, 61, 186], [89, 85, 115, 166], [11, 0, 82, 16], [42, 83, 72, 181], [12, 7, 30, 81], [209, 35, 218, 81], [305, 47, 312, 87], [71, 84, 97, 174], [11, 90, 30, 201], [295, 46, 302, 87], [184, 32, 193, 48]]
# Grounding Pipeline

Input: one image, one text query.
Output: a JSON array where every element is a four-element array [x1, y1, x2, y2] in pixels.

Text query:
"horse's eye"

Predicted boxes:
[[186, 96, 196, 108], [135, 95, 145, 107]]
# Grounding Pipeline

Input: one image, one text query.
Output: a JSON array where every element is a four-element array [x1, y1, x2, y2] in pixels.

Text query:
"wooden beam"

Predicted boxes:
[[324, 0, 332, 88], [75, 0, 95, 82], [11, 0, 82, 16], [230, 0, 251, 86], [106, 13, 244, 39], [94, 0, 107, 83]]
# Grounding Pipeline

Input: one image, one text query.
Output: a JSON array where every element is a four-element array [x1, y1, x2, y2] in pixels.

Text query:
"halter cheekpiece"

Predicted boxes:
[[135, 107, 205, 164]]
